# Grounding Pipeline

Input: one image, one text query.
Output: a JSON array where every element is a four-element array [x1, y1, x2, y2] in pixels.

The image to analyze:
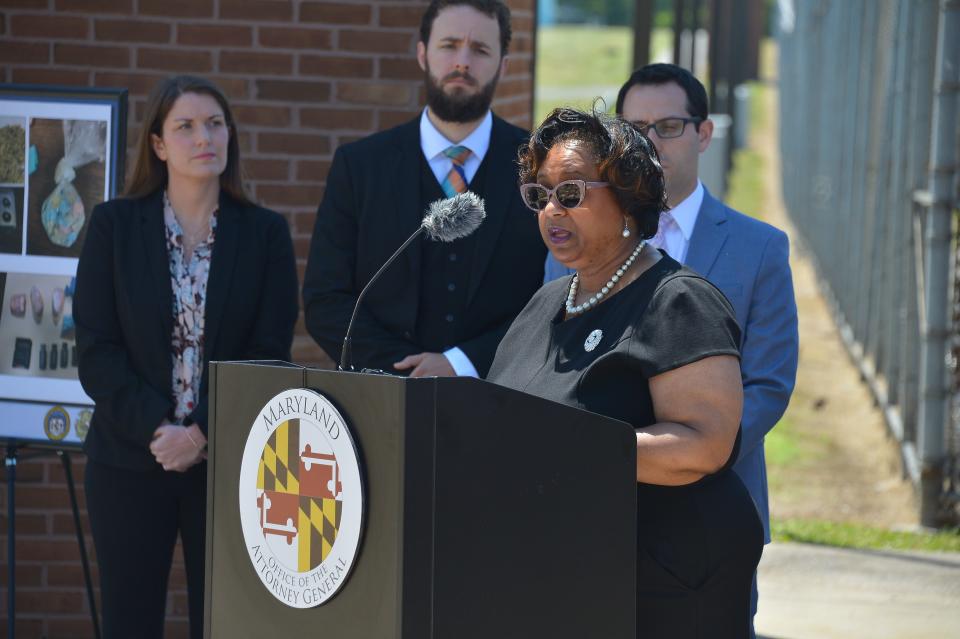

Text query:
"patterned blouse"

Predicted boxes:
[[163, 191, 217, 422]]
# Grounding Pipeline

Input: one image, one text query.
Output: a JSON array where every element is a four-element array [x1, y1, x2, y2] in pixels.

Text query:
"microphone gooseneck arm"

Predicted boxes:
[[340, 226, 426, 371]]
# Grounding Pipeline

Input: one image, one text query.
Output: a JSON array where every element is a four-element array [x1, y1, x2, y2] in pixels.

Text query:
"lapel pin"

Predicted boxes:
[[584, 329, 603, 352]]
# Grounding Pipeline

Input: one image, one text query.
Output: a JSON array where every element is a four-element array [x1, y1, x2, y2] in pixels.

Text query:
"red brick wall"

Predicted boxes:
[[0, 1, 535, 636]]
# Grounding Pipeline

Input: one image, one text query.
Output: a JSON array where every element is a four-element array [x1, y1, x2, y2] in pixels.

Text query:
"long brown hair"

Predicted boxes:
[[124, 75, 252, 205]]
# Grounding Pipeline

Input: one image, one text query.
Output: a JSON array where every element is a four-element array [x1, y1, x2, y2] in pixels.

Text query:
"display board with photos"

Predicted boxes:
[[0, 84, 126, 449]]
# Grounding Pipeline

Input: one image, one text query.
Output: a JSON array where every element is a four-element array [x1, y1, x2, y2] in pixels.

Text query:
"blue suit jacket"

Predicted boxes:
[[544, 189, 798, 542]]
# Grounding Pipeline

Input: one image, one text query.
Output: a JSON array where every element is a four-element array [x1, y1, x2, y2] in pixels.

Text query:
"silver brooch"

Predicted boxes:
[[584, 329, 603, 352]]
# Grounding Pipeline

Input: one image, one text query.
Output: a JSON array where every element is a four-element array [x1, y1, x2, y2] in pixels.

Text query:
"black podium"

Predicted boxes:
[[204, 361, 637, 638]]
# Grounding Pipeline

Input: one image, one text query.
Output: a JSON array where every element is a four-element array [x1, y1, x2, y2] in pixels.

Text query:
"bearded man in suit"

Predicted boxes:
[[303, 0, 544, 377]]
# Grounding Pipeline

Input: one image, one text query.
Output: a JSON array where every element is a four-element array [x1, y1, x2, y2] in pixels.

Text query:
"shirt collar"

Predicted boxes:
[[667, 180, 704, 241], [162, 190, 217, 247], [419, 107, 493, 163]]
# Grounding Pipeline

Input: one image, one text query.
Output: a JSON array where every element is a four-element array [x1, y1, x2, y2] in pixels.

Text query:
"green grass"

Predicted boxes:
[[763, 412, 832, 495], [724, 82, 769, 222], [724, 145, 765, 220], [763, 415, 803, 467], [650, 28, 672, 62], [748, 79, 769, 134], [533, 26, 672, 125], [773, 519, 960, 553], [536, 25, 634, 88]]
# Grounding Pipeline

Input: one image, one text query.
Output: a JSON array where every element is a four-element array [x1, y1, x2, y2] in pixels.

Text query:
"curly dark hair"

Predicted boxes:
[[519, 107, 668, 239]]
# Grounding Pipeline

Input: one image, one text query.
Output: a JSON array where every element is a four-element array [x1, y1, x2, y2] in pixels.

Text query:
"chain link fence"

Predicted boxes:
[[777, 0, 959, 527]]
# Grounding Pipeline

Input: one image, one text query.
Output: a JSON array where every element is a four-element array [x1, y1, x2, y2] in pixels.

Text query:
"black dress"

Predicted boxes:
[[488, 253, 763, 639]]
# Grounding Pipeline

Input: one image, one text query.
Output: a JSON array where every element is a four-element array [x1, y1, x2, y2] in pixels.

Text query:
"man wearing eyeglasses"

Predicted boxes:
[[302, 0, 545, 377], [545, 63, 799, 637]]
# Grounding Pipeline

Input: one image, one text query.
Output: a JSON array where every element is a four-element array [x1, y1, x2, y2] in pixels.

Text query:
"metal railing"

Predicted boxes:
[[777, 0, 959, 527]]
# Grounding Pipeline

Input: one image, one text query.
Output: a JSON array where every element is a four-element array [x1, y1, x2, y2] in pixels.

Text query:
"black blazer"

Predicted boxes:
[[74, 190, 299, 471], [302, 114, 546, 376]]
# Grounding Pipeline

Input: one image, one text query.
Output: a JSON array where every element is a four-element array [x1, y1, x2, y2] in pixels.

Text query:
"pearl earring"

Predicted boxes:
[[622, 219, 631, 238]]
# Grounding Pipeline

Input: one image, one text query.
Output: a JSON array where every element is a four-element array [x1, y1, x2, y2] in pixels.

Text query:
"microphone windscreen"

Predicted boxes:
[[422, 192, 486, 242]]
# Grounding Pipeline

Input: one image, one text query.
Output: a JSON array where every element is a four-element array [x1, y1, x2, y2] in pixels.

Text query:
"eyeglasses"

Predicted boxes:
[[519, 179, 610, 211], [632, 117, 703, 139]]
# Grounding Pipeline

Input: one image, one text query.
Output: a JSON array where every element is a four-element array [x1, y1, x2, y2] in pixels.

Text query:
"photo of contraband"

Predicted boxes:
[[26, 117, 107, 258], [0, 271, 78, 380], [0, 115, 26, 255]]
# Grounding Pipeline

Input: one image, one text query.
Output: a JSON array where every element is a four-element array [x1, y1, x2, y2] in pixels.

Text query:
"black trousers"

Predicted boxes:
[[85, 459, 206, 639], [636, 468, 764, 639]]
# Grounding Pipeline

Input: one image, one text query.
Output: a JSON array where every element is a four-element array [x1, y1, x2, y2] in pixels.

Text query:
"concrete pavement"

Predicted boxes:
[[756, 541, 960, 639]]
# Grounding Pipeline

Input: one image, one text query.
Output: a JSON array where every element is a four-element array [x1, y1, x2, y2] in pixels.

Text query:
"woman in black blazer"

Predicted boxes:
[[74, 76, 298, 639]]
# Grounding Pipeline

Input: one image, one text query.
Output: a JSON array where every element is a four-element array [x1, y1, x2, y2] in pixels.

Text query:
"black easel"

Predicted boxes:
[[4, 443, 100, 639]]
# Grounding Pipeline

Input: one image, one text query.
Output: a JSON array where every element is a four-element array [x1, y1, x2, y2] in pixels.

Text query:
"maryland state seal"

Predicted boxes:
[[238, 389, 363, 608]]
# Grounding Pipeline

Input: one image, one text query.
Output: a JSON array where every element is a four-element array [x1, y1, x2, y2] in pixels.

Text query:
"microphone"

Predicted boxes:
[[340, 192, 486, 371], [421, 191, 486, 241]]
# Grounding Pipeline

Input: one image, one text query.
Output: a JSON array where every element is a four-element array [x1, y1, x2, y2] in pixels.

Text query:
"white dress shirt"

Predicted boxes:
[[654, 180, 704, 263], [418, 108, 494, 378], [420, 108, 492, 185]]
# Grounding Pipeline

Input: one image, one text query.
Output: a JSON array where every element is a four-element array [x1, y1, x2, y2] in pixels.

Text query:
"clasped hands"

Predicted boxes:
[[150, 421, 207, 472]]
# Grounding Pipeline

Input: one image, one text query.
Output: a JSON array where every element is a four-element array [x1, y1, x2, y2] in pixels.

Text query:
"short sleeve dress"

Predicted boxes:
[[488, 252, 763, 639]]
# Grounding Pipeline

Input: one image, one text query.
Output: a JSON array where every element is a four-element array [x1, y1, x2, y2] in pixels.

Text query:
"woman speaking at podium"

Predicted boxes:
[[74, 76, 298, 639], [488, 108, 762, 638]]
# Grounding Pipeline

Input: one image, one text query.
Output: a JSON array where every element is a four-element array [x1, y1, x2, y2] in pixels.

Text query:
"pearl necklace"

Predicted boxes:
[[566, 240, 645, 317]]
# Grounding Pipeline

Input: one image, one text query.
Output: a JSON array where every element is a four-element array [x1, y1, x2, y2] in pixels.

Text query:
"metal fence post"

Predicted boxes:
[[778, 0, 958, 525], [917, 0, 959, 527]]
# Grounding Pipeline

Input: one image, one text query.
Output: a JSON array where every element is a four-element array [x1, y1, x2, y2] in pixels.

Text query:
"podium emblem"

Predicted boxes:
[[239, 389, 364, 608]]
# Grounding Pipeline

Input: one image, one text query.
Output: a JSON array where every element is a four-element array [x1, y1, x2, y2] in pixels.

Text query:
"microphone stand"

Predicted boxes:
[[340, 226, 425, 371]]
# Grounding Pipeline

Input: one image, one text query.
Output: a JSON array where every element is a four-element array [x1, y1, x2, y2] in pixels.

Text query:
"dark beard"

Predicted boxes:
[[424, 65, 500, 124]]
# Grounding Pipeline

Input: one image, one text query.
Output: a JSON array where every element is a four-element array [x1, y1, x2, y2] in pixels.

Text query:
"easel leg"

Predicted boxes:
[[59, 452, 101, 639], [5, 445, 16, 639]]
